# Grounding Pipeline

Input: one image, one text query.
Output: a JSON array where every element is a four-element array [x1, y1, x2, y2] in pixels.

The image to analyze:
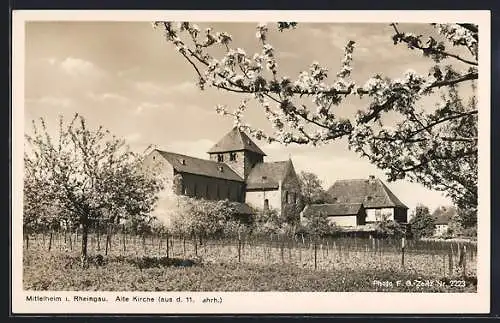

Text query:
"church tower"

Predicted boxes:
[[207, 127, 266, 180]]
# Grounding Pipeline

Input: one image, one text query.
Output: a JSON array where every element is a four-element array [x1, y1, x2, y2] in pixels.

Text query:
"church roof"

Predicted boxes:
[[302, 203, 364, 217], [326, 177, 408, 209], [156, 150, 244, 182], [246, 160, 290, 189], [207, 127, 266, 156]]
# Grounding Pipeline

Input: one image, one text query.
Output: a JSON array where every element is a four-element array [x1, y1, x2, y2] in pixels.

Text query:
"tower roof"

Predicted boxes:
[[208, 127, 266, 156]]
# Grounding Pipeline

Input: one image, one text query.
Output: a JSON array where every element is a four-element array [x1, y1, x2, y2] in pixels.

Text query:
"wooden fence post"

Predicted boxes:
[[48, 231, 53, 251], [166, 230, 170, 259], [448, 245, 453, 276], [183, 236, 186, 257], [97, 224, 101, 251], [122, 226, 126, 254], [401, 237, 406, 269], [280, 237, 284, 264], [460, 244, 467, 278], [238, 234, 242, 263], [314, 240, 318, 270]]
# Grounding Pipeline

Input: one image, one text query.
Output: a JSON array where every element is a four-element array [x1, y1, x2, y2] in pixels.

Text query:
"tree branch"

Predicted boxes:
[[391, 23, 478, 66]]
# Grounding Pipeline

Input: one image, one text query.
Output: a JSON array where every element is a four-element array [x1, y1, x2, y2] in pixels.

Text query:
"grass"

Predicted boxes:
[[23, 243, 477, 292]]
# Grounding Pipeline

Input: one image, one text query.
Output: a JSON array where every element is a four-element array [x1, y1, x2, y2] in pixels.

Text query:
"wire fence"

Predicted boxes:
[[23, 228, 477, 278]]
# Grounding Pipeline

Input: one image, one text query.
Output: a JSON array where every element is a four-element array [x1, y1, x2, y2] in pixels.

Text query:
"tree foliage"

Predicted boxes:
[[409, 204, 436, 238], [252, 207, 290, 236], [24, 114, 163, 260], [298, 171, 329, 205], [152, 21, 478, 212], [170, 196, 241, 238]]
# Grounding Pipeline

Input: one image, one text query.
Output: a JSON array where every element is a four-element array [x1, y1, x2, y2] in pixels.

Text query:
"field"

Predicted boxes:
[[23, 232, 478, 292]]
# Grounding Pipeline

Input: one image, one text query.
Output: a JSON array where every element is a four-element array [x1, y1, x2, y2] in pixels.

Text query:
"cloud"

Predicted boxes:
[[57, 57, 105, 78], [277, 51, 299, 59], [134, 81, 197, 96], [302, 24, 411, 61], [25, 96, 74, 108], [133, 102, 174, 115], [124, 132, 142, 143], [117, 66, 141, 78], [160, 139, 215, 159], [87, 92, 130, 103], [46, 57, 57, 66]]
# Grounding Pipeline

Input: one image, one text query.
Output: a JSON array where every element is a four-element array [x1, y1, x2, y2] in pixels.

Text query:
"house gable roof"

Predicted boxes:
[[245, 160, 290, 189], [302, 203, 364, 217], [326, 177, 408, 209], [207, 127, 266, 156], [155, 149, 243, 182]]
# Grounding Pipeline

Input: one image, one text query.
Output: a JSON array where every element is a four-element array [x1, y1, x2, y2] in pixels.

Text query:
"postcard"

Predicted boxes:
[[11, 9, 491, 314]]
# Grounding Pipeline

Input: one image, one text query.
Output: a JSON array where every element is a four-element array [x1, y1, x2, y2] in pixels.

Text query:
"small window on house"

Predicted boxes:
[[229, 152, 237, 161], [180, 158, 186, 165], [152, 156, 156, 160], [264, 199, 269, 210], [217, 154, 224, 162], [218, 166, 224, 172]]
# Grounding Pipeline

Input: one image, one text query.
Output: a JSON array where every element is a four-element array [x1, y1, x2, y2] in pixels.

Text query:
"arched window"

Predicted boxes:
[[284, 191, 289, 204], [229, 152, 237, 161], [217, 154, 224, 162], [264, 199, 269, 210]]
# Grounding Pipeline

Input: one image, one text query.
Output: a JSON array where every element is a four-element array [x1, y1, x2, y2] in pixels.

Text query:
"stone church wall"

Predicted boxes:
[[245, 189, 281, 213]]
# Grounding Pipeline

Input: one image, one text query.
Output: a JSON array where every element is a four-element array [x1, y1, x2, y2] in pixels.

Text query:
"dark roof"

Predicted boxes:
[[155, 150, 243, 182], [230, 202, 255, 215], [245, 160, 290, 189], [302, 203, 364, 217], [326, 177, 408, 209], [208, 127, 266, 155]]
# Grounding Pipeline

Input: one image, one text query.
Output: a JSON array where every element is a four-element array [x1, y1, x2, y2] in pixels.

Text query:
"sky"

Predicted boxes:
[[23, 21, 467, 213]]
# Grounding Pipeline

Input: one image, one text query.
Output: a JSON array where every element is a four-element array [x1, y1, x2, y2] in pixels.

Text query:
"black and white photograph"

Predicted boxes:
[[11, 10, 490, 314]]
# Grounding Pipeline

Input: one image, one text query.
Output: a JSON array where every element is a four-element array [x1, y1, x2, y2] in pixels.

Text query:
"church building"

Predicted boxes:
[[143, 127, 302, 225]]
